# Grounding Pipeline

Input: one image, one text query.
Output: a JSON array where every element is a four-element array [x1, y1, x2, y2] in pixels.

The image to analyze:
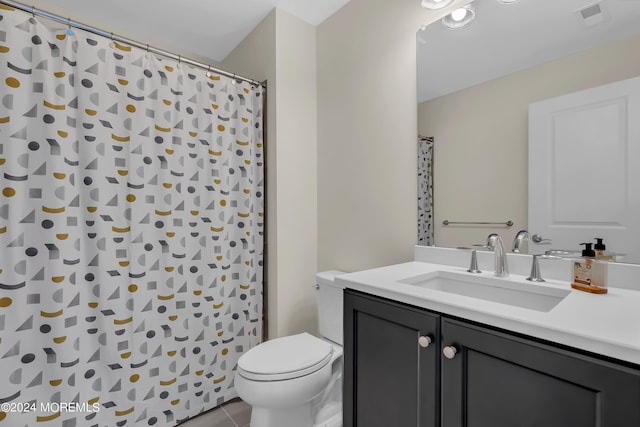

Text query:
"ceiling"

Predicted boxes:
[[26, 0, 350, 63], [417, 0, 640, 102]]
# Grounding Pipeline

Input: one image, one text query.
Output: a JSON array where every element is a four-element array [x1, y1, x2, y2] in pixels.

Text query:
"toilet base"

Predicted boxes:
[[250, 404, 313, 427], [236, 341, 344, 427]]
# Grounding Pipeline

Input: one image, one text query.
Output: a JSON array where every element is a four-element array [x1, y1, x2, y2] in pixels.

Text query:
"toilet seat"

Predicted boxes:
[[238, 333, 333, 381]]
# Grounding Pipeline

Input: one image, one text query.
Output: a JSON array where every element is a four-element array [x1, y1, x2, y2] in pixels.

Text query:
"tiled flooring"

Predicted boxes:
[[177, 398, 252, 427]]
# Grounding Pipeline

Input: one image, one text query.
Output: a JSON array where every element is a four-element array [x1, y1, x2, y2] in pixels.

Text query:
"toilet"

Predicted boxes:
[[235, 270, 345, 427]]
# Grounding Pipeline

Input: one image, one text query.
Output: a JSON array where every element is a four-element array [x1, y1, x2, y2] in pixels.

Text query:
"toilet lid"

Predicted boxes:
[[238, 333, 333, 381]]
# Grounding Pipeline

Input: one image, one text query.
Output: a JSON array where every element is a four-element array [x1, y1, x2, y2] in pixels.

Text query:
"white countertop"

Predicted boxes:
[[336, 260, 640, 365]]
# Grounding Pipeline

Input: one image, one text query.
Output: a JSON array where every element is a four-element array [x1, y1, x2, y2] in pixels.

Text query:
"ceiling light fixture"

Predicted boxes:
[[435, 0, 520, 30], [421, 0, 455, 10], [442, 3, 476, 29]]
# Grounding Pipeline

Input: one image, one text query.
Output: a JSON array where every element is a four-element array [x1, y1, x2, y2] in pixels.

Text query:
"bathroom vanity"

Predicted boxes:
[[338, 247, 640, 427]]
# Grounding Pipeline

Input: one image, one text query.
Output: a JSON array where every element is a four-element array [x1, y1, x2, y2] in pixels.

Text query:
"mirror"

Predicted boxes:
[[417, 0, 640, 262]]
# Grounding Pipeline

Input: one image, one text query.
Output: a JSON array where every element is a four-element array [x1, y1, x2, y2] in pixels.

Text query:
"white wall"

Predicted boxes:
[[419, 33, 640, 249], [316, 0, 469, 272], [224, 9, 318, 339], [27, 0, 223, 66]]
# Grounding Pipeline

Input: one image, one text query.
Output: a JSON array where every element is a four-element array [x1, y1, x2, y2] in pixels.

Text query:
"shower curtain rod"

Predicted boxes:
[[0, 0, 264, 87]]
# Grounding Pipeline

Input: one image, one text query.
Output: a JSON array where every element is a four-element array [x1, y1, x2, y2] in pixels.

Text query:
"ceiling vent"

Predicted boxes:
[[576, 1, 609, 27]]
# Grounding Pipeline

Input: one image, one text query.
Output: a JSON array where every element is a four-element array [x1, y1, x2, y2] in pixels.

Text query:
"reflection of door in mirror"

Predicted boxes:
[[529, 76, 640, 264]]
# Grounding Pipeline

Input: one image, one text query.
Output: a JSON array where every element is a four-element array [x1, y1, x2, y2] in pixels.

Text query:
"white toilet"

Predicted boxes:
[[235, 270, 345, 427]]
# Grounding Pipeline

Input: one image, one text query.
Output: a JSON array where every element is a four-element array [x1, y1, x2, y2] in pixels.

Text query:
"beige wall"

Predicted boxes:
[[272, 11, 319, 338], [316, 0, 469, 272], [223, 9, 318, 339], [419, 33, 640, 249]]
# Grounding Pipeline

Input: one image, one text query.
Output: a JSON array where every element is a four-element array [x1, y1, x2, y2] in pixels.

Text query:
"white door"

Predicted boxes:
[[529, 76, 640, 263]]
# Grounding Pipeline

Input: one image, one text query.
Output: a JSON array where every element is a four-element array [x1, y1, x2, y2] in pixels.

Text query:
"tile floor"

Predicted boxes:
[[177, 398, 252, 427]]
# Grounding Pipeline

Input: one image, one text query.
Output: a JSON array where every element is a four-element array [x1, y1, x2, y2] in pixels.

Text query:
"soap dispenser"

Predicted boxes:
[[571, 243, 607, 294], [594, 238, 614, 261]]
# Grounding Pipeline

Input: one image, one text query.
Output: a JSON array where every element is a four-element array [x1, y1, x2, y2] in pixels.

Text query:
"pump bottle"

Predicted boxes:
[[594, 238, 614, 261], [571, 243, 607, 294]]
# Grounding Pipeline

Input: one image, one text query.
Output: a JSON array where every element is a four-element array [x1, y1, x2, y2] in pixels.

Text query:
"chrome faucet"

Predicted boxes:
[[511, 230, 530, 253], [487, 234, 509, 277]]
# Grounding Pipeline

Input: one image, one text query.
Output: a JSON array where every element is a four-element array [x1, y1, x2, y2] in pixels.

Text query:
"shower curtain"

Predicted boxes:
[[418, 137, 434, 245], [0, 5, 263, 426]]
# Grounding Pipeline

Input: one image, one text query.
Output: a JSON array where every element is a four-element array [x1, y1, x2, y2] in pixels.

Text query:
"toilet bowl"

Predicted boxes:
[[235, 271, 345, 427], [236, 333, 342, 426]]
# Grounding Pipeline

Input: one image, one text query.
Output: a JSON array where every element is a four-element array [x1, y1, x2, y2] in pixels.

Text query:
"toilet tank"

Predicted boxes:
[[316, 270, 346, 346]]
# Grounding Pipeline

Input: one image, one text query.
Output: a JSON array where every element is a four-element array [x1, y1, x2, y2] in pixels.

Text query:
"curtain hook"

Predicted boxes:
[[206, 65, 212, 78], [31, 5, 35, 17], [178, 55, 181, 68], [66, 17, 74, 35]]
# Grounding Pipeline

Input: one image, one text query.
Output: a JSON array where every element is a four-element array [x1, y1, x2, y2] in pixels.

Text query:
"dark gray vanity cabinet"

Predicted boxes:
[[344, 290, 440, 427], [344, 289, 640, 427], [441, 318, 640, 427]]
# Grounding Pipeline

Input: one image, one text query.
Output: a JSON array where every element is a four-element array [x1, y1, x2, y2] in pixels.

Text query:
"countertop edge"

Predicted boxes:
[[336, 261, 640, 366]]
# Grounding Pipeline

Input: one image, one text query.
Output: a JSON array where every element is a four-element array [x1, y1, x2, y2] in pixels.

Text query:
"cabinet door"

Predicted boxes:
[[441, 318, 640, 427], [344, 290, 440, 427]]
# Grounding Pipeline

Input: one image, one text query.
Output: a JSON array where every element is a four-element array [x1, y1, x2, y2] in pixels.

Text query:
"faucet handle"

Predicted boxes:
[[526, 254, 545, 282], [526, 254, 561, 282], [456, 247, 482, 273], [467, 250, 481, 274]]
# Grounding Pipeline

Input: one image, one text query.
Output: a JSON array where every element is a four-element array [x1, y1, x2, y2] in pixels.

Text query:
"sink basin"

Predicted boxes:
[[399, 271, 570, 312]]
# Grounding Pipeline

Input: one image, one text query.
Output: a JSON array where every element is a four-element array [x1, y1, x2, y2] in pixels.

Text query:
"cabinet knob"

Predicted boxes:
[[418, 335, 432, 348], [442, 345, 458, 359]]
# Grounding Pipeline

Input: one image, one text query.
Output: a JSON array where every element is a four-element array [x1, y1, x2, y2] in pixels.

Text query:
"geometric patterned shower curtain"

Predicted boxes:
[[418, 136, 434, 245], [0, 5, 263, 426]]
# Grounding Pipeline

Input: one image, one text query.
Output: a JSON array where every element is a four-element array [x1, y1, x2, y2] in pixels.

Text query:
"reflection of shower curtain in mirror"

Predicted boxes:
[[418, 137, 434, 245], [0, 6, 263, 425]]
